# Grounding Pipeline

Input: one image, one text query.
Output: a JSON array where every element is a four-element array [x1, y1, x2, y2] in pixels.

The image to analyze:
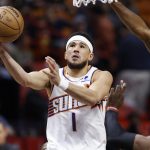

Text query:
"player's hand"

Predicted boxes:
[[0, 43, 6, 57], [41, 142, 47, 150], [100, 0, 118, 4], [43, 56, 60, 86], [106, 80, 126, 109]]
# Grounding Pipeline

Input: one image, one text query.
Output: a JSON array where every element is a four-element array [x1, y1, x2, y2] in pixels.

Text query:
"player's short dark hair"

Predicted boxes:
[[67, 32, 94, 48]]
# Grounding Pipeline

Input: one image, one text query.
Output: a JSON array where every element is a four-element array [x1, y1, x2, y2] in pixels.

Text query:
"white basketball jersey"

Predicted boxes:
[[46, 66, 107, 150]]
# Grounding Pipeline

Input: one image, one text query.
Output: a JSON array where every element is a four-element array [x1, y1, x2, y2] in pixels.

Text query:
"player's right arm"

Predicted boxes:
[[110, 1, 150, 52], [0, 45, 50, 90]]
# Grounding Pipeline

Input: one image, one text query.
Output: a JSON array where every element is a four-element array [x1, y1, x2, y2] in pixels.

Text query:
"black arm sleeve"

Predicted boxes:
[[105, 110, 136, 150]]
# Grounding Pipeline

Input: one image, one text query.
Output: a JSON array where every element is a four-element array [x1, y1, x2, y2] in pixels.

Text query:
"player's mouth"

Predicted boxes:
[[72, 54, 80, 60]]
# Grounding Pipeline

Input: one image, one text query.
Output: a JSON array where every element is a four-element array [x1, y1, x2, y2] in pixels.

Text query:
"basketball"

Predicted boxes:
[[0, 6, 24, 42]]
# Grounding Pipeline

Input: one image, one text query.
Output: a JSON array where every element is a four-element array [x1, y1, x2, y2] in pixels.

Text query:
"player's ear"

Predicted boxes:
[[88, 53, 94, 61]]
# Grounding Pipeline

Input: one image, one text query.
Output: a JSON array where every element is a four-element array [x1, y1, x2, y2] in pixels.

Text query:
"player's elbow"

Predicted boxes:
[[136, 28, 150, 41], [18, 79, 28, 87], [87, 96, 100, 106], [20, 74, 31, 87]]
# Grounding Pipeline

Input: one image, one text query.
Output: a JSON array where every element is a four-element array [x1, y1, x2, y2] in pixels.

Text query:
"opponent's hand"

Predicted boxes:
[[43, 56, 60, 86], [106, 80, 126, 109]]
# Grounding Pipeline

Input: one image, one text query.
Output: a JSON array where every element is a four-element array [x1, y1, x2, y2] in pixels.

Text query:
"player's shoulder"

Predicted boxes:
[[92, 67, 112, 77], [92, 68, 113, 81]]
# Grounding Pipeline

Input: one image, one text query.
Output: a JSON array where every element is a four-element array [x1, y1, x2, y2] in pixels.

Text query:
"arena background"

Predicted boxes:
[[0, 0, 150, 149]]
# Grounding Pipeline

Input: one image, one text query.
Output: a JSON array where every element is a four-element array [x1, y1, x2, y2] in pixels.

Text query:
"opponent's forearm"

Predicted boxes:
[[0, 50, 29, 86], [66, 83, 105, 106], [111, 2, 150, 40], [105, 110, 135, 149]]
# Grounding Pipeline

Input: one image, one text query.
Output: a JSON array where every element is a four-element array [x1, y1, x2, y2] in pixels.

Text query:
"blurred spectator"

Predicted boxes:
[[0, 0, 11, 6], [21, 89, 48, 136], [0, 116, 19, 150], [116, 34, 150, 113], [92, 14, 118, 75]]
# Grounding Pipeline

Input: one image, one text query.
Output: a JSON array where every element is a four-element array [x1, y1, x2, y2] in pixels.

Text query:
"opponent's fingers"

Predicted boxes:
[[115, 84, 121, 93], [120, 80, 124, 87], [120, 81, 126, 93], [109, 87, 115, 97], [122, 82, 126, 91], [104, 96, 109, 101]]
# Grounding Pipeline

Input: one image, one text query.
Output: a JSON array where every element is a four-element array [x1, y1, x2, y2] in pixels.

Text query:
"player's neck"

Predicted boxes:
[[65, 65, 90, 78]]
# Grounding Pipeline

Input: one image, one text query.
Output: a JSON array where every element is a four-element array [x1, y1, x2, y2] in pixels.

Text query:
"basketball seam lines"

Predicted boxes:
[[0, 20, 19, 30], [2, 7, 20, 33]]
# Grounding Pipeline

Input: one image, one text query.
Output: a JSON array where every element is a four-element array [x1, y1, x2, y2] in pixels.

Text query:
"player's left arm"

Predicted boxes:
[[44, 56, 113, 106], [66, 70, 113, 106]]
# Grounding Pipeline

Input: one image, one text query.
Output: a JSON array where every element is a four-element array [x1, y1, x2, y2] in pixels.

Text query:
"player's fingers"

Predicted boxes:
[[46, 56, 56, 65], [45, 57, 55, 69], [43, 70, 54, 78], [45, 56, 58, 70], [115, 85, 121, 93], [0, 43, 8, 51], [43, 70, 50, 76], [46, 56, 55, 62], [45, 59, 56, 74]]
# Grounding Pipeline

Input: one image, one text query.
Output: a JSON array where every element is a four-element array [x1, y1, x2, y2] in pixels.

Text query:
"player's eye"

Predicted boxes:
[[80, 45, 85, 48], [70, 44, 75, 47]]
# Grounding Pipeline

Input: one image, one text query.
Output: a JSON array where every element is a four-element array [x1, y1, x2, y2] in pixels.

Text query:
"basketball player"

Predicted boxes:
[[109, 1, 150, 52], [106, 80, 150, 150], [0, 32, 113, 150]]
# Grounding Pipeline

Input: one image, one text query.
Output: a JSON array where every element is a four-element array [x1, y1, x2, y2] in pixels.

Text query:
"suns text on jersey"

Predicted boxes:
[[48, 94, 87, 117]]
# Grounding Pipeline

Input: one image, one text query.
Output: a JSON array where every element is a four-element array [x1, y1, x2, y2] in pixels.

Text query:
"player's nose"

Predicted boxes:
[[73, 45, 80, 53], [73, 48, 79, 52]]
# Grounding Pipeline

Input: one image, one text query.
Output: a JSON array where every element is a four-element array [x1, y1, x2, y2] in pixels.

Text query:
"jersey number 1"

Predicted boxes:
[[72, 113, 77, 131]]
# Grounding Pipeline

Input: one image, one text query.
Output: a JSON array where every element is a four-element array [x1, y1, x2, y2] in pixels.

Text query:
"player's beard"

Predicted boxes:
[[67, 60, 88, 69]]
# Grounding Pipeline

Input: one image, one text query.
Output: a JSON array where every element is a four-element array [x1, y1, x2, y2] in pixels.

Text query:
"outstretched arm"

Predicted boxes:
[[105, 80, 150, 150], [105, 81, 136, 150], [110, 2, 150, 52], [0, 44, 50, 90]]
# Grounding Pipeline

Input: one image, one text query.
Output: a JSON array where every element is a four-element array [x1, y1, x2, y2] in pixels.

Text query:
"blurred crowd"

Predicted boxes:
[[1, 0, 150, 148]]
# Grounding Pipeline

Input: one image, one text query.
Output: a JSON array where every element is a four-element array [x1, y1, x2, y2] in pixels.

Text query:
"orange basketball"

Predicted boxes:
[[0, 6, 24, 42]]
